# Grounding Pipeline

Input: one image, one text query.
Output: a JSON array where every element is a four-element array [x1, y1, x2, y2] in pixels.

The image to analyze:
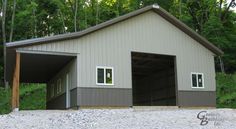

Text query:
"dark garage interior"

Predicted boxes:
[[132, 52, 177, 106]]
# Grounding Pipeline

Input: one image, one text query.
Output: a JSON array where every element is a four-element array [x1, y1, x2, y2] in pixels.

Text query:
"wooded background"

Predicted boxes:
[[0, 0, 236, 84]]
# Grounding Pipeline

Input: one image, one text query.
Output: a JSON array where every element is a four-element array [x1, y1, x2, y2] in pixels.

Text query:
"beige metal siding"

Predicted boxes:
[[19, 11, 216, 91]]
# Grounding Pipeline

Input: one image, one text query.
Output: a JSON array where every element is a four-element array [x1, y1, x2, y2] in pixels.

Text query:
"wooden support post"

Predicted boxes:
[[11, 52, 20, 111]]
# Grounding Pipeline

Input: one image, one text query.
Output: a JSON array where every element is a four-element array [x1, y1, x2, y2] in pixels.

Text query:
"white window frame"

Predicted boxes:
[[96, 66, 114, 86], [191, 72, 204, 88], [57, 79, 62, 93]]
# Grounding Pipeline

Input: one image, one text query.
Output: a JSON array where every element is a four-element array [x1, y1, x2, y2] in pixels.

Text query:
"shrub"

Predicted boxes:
[[216, 73, 236, 108]]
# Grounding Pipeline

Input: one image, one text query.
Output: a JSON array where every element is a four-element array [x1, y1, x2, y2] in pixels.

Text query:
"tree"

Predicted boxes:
[[9, 0, 16, 42], [1, 0, 7, 87], [74, 0, 78, 31], [1, 0, 7, 43], [220, 0, 236, 22]]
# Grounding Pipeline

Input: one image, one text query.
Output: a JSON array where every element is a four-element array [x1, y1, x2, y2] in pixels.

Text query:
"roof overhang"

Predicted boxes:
[[5, 4, 223, 55], [6, 49, 76, 83]]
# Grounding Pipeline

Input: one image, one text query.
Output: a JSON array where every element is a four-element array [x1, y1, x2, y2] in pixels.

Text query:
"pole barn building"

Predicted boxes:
[[6, 5, 223, 110]]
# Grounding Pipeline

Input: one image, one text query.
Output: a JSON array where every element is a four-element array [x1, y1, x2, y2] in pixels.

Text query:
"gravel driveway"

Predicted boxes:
[[0, 108, 236, 129]]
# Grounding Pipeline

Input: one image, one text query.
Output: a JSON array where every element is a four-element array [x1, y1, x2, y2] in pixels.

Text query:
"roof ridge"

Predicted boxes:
[[6, 4, 223, 55]]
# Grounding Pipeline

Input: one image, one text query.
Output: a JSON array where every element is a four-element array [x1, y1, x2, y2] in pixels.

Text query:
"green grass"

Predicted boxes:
[[19, 84, 46, 110], [0, 87, 11, 114], [0, 84, 46, 114], [216, 73, 236, 108]]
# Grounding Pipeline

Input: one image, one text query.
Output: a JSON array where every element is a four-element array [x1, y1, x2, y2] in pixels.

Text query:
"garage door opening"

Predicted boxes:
[[132, 52, 177, 106]]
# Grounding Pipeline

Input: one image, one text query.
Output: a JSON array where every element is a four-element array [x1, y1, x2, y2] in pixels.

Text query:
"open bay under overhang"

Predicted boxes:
[[6, 49, 77, 110], [6, 49, 77, 84]]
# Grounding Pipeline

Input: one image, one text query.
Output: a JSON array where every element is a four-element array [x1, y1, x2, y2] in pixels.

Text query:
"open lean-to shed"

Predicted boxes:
[[6, 4, 223, 110]]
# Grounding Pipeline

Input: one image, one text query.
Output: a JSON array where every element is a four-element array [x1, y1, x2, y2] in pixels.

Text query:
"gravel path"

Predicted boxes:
[[0, 108, 236, 129]]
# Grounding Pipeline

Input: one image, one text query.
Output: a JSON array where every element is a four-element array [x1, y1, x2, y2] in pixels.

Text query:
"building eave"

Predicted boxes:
[[6, 4, 223, 55]]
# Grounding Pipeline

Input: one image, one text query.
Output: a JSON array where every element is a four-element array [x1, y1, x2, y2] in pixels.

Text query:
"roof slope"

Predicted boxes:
[[6, 4, 223, 55]]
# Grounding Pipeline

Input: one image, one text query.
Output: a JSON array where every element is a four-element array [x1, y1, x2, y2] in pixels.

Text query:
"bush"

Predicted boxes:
[[216, 73, 236, 108]]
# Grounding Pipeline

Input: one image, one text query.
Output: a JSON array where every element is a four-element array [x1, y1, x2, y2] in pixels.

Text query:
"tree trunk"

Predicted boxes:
[[68, 0, 75, 14], [179, 0, 182, 20], [59, 9, 66, 33], [116, 0, 120, 17], [188, 7, 201, 33], [9, 0, 16, 42], [219, 0, 223, 18], [96, 0, 99, 25], [219, 56, 225, 73], [85, 6, 87, 28], [221, 0, 235, 22], [2, 0, 8, 88], [33, 8, 37, 38], [74, 0, 78, 32], [2, 0, 7, 43]]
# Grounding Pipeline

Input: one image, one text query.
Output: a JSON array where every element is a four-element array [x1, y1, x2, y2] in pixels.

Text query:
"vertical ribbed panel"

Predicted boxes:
[[19, 11, 216, 91]]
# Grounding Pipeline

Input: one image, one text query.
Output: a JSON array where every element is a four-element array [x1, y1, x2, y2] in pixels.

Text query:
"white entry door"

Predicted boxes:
[[66, 73, 70, 108]]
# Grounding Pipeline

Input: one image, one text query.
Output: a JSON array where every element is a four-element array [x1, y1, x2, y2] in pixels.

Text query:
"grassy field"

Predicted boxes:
[[0, 84, 46, 114], [0, 73, 236, 114]]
